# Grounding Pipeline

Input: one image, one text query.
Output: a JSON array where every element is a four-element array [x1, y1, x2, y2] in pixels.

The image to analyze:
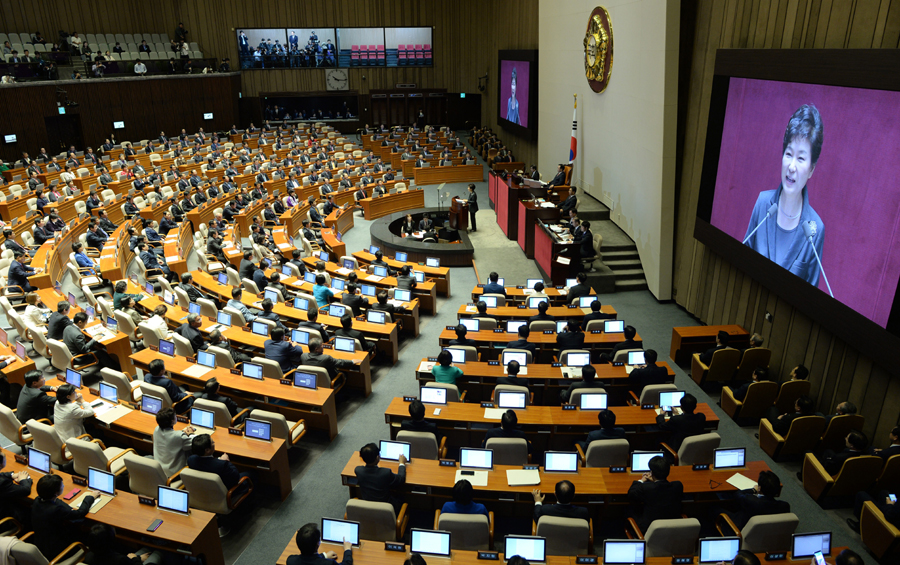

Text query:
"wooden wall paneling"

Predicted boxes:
[[820, 339, 845, 413], [859, 365, 890, 439], [873, 372, 900, 443]]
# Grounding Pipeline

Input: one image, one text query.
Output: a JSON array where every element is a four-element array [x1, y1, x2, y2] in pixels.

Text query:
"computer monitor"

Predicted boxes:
[[319, 251, 329, 261], [459, 318, 480, 332], [67, 292, 77, 307], [410, 529, 451, 558], [630, 451, 664, 473], [543, 451, 578, 473], [197, 350, 216, 368], [158, 485, 190, 514], [217, 272, 228, 285], [304, 272, 317, 284], [373, 265, 388, 278], [330, 279, 346, 293], [627, 351, 645, 365], [658, 391, 685, 411], [27, 447, 51, 474], [497, 391, 526, 409], [792, 532, 832, 559], [502, 350, 528, 367], [105, 316, 118, 332], [66, 368, 82, 389], [98, 382, 117, 403], [379, 440, 411, 461], [145, 282, 155, 295], [414, 271, 425, 283], [291, 329, 310, 345], [0, 327, 7, 346], [321, 518, 361, 547], [555, 320, 568, 333], [244, 419, 272, 441], [360, 284, 376, 297], [395, 251, 408, 262], [699, 538, 741, 563], [504, 536, 547, 563], [216, 312, 232, 327], [527, 296, 548, 309], [444, 348, 466, 364], [459, 447, 493, 470], [163, 290, 175, 306], [565, 278, 578, 288], [89, 467, 116, 496], [141, 395, 163, 415], [565, 352, 591, 367], [281, 265, 293, 277], [369, 245, 380, 254], [394, 289, 411, 302], [604, 320, 625, 333], [343, 259, 355, 270], [334, 337, 355, 353], [579, 393, 608, 410], [425, 257, 439, 268], [480, 295, 498, 308], [251, 321, 269, 336], [366, 310, 386, 324], [159, 339, 175, 356], [578, 296, 598, 308], [293, 371, 317, 389], [714, 448, 746, 469], [419, 386, 447, 405], [525, 278, 543, 289], [188, 302, 201, 315], [293, 297, 310, 310], [243, 362, 264, 380], [603, 540, 646, 565], [506, 320, 526, 333], [86, 306, 95, 322], [264, 289, 280, 303], [328, 304, 347, 318], [190, 407, 215, 430], [14, 341, 25, 361], [492, 278, 505, 286]]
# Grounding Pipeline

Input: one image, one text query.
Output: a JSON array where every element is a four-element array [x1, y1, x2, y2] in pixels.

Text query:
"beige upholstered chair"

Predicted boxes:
[[716, 512, 799, 554], [248, 409, 306, 448], [629, 384, 678, 406], [424, 382, 465, 402], [345, 498, 408, 542], [534, 516, 593, 556], [397, 430, 446, 460], [135, 381, 192, 413], [436, 510, 493, 550], [123, 453, 184, 497], [485, 437, 528, 466], [662, 432, 721, 466], [180, 468, 253, 515], [446, 345, 478, 362], [193, 398, 249, 428], [630, 518, 701, 557], [577, 438, 630, 468], [0, 404, 33, 448], [26, 418, 72, 467], [66, 437, 134, 477]]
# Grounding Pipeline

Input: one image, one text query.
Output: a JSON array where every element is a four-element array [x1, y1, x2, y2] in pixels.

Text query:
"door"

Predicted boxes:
[[44, 114, 84, 153]]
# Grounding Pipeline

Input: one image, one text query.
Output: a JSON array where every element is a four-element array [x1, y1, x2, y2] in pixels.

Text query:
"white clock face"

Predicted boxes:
[[326, 70, 348, 90]]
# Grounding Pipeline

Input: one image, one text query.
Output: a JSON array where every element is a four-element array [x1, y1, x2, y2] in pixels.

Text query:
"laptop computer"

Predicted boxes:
[[141, 395, 163, 415], [190, 407, 216, 433], [497, 391, 527, 409], [504, 536, 547, 563], [460, 318, 480, 332], [699, 538, 740, 563], [244, 419, 272, 442], [630, 451, 664, 473], [293, 371, 318, 389], [27, 447, 51, 474], [411, 529, 451, 558], [420, 386, 447, 405], [714, 447, 746, 469], [157, 485, 190, 515], [578, 392, 608, 410]]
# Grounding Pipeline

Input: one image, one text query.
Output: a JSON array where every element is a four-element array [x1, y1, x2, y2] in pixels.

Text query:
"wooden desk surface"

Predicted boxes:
[[438, 328, 641, 350], [360, 189, 425, 221], [456, 304, 616, 321], [414, 358, 675, 384], [472, 285, 595, 302], [414, 164, 484, 186], [325, 204, 355, 235], [670, 324, 749, 364]]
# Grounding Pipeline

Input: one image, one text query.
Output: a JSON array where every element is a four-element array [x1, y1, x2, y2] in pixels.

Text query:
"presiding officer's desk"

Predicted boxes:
[[438, 328, 642, 362], [1, 446, 225, 565], [383, 397, 719, 453], [456, 304, 616, 322], [359, 188, 426, 221], [353, 249, 450, 297], [472, 285, 594, 305]]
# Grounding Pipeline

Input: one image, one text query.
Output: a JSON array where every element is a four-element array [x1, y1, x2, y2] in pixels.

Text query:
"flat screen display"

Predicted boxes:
[[321, 518, 360, 546], [792, 532, 831, 558], [604, 540, 646, 564], [245, 419, 271, 441], [395, 251, 408, 262], [28, 448, 51, 474], [112, 121, 125, 129], [659, 391, 685, 410], [497, 50, 538, 141], [4, 134, 16, 143], [627, 351, 645, 365], [419, 386, 447, 405], [502, 351, 528, 367], [158, 486, 189, 514], [89, 467, 115, 496], [699, 538, 740, 563], [141, 395, 163, 415], [66, 368, 82, 389], [578, 392, 607, 410], [293, 371, 317, 389], [99, 382, 118, 403], [507, 320, 526, 333], [243, 362, 264, 380], [203, 113, 213, 120], [630, 451, 664, 473], [410, 529, 451, 557], [714, 448, 746, 469], [497, 391, 526, 409], [444, 348, 466, 364], [459, 447, 493, 470], [197, 350, 216, 368], [543, 451, 578, 473], [460, 318, 479, 332], [378, 440, 410, 461], [504, 536, 546, 563], [190, 407, 215, 430]]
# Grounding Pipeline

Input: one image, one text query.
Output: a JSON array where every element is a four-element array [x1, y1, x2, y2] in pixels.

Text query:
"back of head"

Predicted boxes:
[[834, 549, 864, 565], [37, 473, 63, 499], [409, 399, 425, 421], [57, 300, 70, 313], [156, 407, 176, 429], [489, 272, 499, 283], [360, 442, 379, 464], [518, 325, 530, 339], [56, 383, 75, 403], [437, 349, 452, 367], [405, 554, 428, 565], [794, 364, 809, 380], [717, 330, 730, 345], [757, 470, 781, 498], [507, 557, 530, 565], [847, 430, 867, 451], [750, 333, 764, 347], [644, 349, 658, 364], [624, 325, 636, 340], [115, 281, 127, 294], [648, 455, 670, 480], [506, 360, 520, 376], [86, 524, 116, 553], [838, 401, 858, 415], [753, 367, 770, 381], [598, 409, 616, 429], [455, 325, 467, 339], [537, 301, 548, 313], [501, 409, 518, 430], [296, 523, 320, 555], [149, 358, 166, 376], [453, 479, 474, 505], [796, 395, 815, 415], [680, 393, 697, 413], [191, 433, 212, 456], [271, 327, 285, 341], [341, 314, 353, 330], [581, 365, 596, 382], [732, 550, 761, 565], [554, 480, 575, 503]]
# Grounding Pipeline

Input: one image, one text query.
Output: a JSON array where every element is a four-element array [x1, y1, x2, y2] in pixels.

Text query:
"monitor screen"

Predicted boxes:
[[699, 538, 741, 564], [361, 284, 376, 297], [366, 310, 386, 324], [4, 134, 16, 144], [566, 352, 590, 367], [792, 532, 832, 558], [395, 251, 408, 262], [714, 448, 746, 469], [294, 297, 310, 310], [319, 251, 329, 261], [334, 336, 355, 352], [98, 382, 117, 403], [106, 316, 118, 331], [394, 289, 411, 302], [217, 312, 232, 327], [86, 307, 96, 322], [251, 321, 269, 336], [159, 339, 175, 356], [460, 318, 480, 332], [459, 447, 493, 469], [604, 540, 646, 565], [68, 292, 77, 307], [502, 351, 528, 367], [419, 386, 447, 405], [627, 351, 645, 365], [245, 419, 272, 441], [504, 536, 546, 563], [66, 368, 82, 389], [506, 320, 526, 334], [145, 282, 155, 295], [113, 121, 125, 129], [659, 391, 685, 410], [525, 279, 542, 289], [332, 279, 346, 291], [578, 296, 598, 308], [410, 529, 451, 558], [497, 391, 526, 409], [141, 395, 163, 415], [342, 259, 355, 270], [203, 112, 213, 120], [328, 304, 347, 317], [188, 302, 201, 315], [304, 272, 317, 284], [163, 290, 175, 305], [191, 407, 215, 429], [604, 320, 624, 333], [158, 485, 189, 514], [426, 257, 440, 268], [291, 329, 310, 344], [373, 265, 388, 278], [243, 362, 264, 380], [527, 296, 548, 309], [321, 518, 361, 547], [369, 245, 380, 254], [543, 451, 578, 473], [264, 289, 280, 303], [282, 265, 293, 277], [197, 350, 216, 368], [579, 393, 607, 410], [27, 448, 51, 474], [480, 295, 497, 308], [217, 272, 228, 285], [414, 271, 425, 283], [293, 371, 317, 389], [89, 467, 116, 496], [555, 320, 568, 333], [15, 341, 25, 361], [444, 348, 466, 364], [630, 451, 664, 473], [379, 440, 411, 461]]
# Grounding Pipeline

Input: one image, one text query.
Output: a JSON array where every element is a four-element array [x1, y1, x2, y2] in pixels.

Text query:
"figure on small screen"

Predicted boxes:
[[743, 104, 825, 287], [506, 67, 520, 125]]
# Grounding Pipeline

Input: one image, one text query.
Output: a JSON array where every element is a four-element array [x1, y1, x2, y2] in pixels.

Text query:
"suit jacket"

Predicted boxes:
[[188, 454, 242, 489], [699, 344, 728, 365], [146, 373, 187, 402], [47, 312, 73, 341], [582, 311, 615, 326], [265, 339, 305, 373], [731, 382, 752, 402], [628, 364, 669, 391], [534, 502, 590, 524], [175, 322, 206, 353], [560, 379, 607, 403], [567, 283, 591, 304], [656, 411, 707, 451], [771, 411, 806, 437], [300, 351, 353, 380], [823, 448, 869, 476], [877, 444, 900, 462], [8, 261, 35, 290], [468, 190, 479, 212], [557, 331, 585, 351], [32, 495, 95, 558], [286, 550, 353, 565], [549, 171, 566, 186], [627, 479, 684, 531], [400, 419, 437, 436], [482, 426, 531, 452], [354, 464, 405, 504], [63, 324, 95, 356], [582, 427, 627, 448], [17, 385, 56, 423], [239, 259, 257, 281], [730, 491, 791, 529], [505, 339, 537, 358]]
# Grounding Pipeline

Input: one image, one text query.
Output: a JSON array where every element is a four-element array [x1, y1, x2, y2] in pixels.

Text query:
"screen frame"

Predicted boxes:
[[419, 385, 447, 405], [542, 451, 579, 473], [699, 537, 741, 564], [504, 535, 547, 563], [158, 485, 190, 514], [713, 447, 747, 469], [410, 528, 452, 557], [497, 50, 539, 141], [791, 532, 832, 558], [321, 517, 361, 547], [603, 540, 646, 565]]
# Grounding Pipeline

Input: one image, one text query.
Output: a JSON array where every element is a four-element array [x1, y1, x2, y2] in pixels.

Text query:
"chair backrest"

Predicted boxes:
[[569, 387, 607, 407], [171, 332, 194, 357], [138, 321, 164, 349], [248, 409, 293, 440], [100, 368, 135, 404], [179, 468, 230, 514], [735, 381, 779, 419], [638, 383, 678, 405], [438, 512, 491, 551], [26, 418, 67, 465], [584, 438, 630, 467], [482, 293, 506, 307], [297, 365, 332, 389], [644, 518, 701, 557], [612, 348, 642, 363], [741, 513, 800, 553], [29, 325, 51, 361], [345, 499, 398, 541], [828, 456, 883, 497], [0, 403, 28, 446], [193, 398, 233, 428], [424, 382, 462, 402], [559, 350, 591, 366], [529, 320, 555, 332], [472, 317, 497, 331], [706, 348, 742, 382], [339, 255, 359, 269], [735, 347, 772, 381], [113, 309, 140, 341], [97, 297, 115, 320], [780, 416, 827, 457], [226, 267, 242, 287], [173, 287, 190, 309], [535, 516, 591, 556], [447, 345, 478, 362], [397, 430, 439, 460], [9, 541, 50, 565], [197, 297, 218, 319], [677, 432, 721, 465], [47, 338, 75, 371], [485, 437, 528, 466], [501, 348, 532, 364], [819, 414, 865, 453], [136, 381, 174, 407], [493, 384, 530, 405], [242, 278, 261, 295], [66, 437, 109, 477], [253, 357, 285, 380], [775, 380, 811, 414]]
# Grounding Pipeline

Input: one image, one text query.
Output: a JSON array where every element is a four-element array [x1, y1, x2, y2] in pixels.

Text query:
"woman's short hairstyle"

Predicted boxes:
[[510, 67, 517, 84], [783, 104, 824, 165], [56, 383, 75, 402], [437, 349, 452, 366]]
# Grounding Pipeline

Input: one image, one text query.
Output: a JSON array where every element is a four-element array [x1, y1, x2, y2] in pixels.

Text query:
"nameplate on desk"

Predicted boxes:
[[562, 404, 577, 411], [556, 286, 565, 290], [230, 368, 241, 375], [590, 330, 603, 334], [88, 387, 100, 396], [180, 306, 188, 312], [439, 459, 457, 467], [551, 362, 562, 367], [515, 285, 524, 290], [322, 344, 333, 350], [427, 357, 438, 362], [385, 542, 406, 553], [147, 344, 159, 352], [517, 305, 527, 309], [402, 396, 416, 402], [176, 415, 188, 423], [228, 427, 243, 436], [481, 402, 495, 408], [543, 330, 554, 334], [186, 356, 197, 364], [609, 466, 627, 473], [242, 326, 251, 332], [445, 325, 457, 330], [672, 557, 693, 564], [476, 284, 484, 288], [13, 454, 26, 465], [72, 475, 87, 485], [523, 464, 539, 470], [576, 556, 598, 564], [612, 361, 624, 367], [764, 553, 787, 561], [567, 304, 580, 309], [641, 404, 656, 410], [692, 464, 710, 471], [280, 379, 291, 386], [477, 552, 499, 560], [488, 361, 499, 366], [138, 495, 156, 506]]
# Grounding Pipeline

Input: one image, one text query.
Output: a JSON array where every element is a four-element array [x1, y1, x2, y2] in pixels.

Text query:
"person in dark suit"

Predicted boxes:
[[400, 214, 417, 235], [823, 401, 858, 426], [577, 409, 626, 452], [16, 370, 57, 424], [85, 223, 108, 251], [530, 165, 540, 181], [814, 430, 870, 477], [482, 409, 532, 454], [447, 324, 477, 347], [548, 164, 566, 187], [765, 394, 815, 437], [848, 490, 900, 532], [656, 393, 706, 451], [466, 183, 479, 231], [557, 322, 586, 352], [8, 250, 38, 292], [265, 327, 305, 373], [582, 301, 615, 326], [627, 349, 669, 391], [872, 426, 900, 462], [528, 301, 555, 323], [496, 359, 528, 388], [726, 470, 790, 529], [505, 325, 538, 359], [0, 451, 33, 522], [287, 522, 353, 565], [239, 251, 257, 281], [532, 480, 589, 523], [699, 330, 731, 365], [197, 378, 241, 418], [560, 365, 605, 404], [559, 186, 578, 217], [627, 456, 684, 532], [730, 367, 770, 402], [483, 272, 506, 297], [400, 399, 438, 436], [188, 433, 251, 495], [599, 325, 639, 363], [32, 474, 98, 558], [354, 442, 406, 512], [567, 272, 592, 304], [418, 214, 434, 232], [146, 358, 192, 411], [63, 312, 121, 370], [335, 313, 374, 355], [175, 314, 207, 354], [47, 301, 73, 341], [301, 337, 355, 382]]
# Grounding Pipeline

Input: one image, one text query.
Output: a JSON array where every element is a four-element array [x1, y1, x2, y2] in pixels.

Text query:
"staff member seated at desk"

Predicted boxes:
[[228, 287, 259, 323], [483, 409, 532, 454], [8, 250, 39, 292], [443, 479, 489, 517], [265, 327, 305, 373], [473, 300, 495, 321], [505, 325, 537, 358], [483, 272, 506, 297], [627, 349, 668, 390], [154, 407, 195, 477], [726, 470, 790, 530], [198, 377, 242, 419], [31, 474, 99, 560], [336, 313, 375, 356], [146, 358, 194, 412], [64, 312, 121, 370], [188, 434, 252, 530], [431, 349, 463, 386], [577, 409, 626, 452], [53, 383, 95, 442], [582, 300, 615, 325], [598, 325, 639, 363], [656, 393, 706, 452], [566, 272, 592, 304], [532, 480, 589, 522], [528, 301, 554, 323], [560, 365, 605, 404], [448, 325, 476, 347], [627, 455, 683, 532], [312, 274, 334, 306], [17, 370, 57, 424], [287, 523, 353, 565], [3, 230, 34, 257], [354, 442, 407, 513], [400, 399, 437, 435], [301, 337, 354, 383], [556, 322, 585, 351], [496, 359, 527, 388]]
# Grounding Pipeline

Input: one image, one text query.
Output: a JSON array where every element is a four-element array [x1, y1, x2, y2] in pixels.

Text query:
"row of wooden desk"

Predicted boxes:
[[353, 248, 450, 297], [471, 285, 595, 305], [413, 164, 484, 186], [360, 188, 425, 220], [438, 327, 641, 358], [455, 304, 616, 322]]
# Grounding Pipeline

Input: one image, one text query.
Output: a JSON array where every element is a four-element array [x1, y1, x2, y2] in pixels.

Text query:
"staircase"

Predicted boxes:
[[602, 244, 647, 292], [576, 193, 648, 293]]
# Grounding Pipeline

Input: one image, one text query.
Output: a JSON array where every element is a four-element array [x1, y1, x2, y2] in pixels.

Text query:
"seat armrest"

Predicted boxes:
[[106, 448, 135, 474], [0, 517, 22, 538], [588, 518, 593, 553], [531, 520, 537, 536], [433, 509, 441, 530], [860, 500, 900, 559], [71, 352, 99, 367], [231, 408, 252, 427], [758, 418, 783, 459], [49, 541, 88, 565], [16, 423, 33, 445], [438, 436, 447, 459], [801, 452, 833, 501], [625, 517, 644, 540], [18, 531, 34, 542], [628, 390, 640, 406], [459, 390, 467, 403], [168, 466, 189, 487], [172, 392, 194, 412], [660, 442, 678, 465], [715, 513, 741, 537], [226, 476, 254, 509], [576, 443, 586, 465], [89, 437, 107, 450], [396, 503, 409, 540], [721, 386, 740, 418]]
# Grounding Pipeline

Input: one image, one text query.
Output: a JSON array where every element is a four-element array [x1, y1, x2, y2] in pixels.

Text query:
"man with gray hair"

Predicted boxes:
[[300, 337, 355, 382], [749, 333, 764, 348], [175, 312, 206, 353]]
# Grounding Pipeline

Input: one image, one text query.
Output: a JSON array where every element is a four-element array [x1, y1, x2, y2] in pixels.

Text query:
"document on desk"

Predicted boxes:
[[464, 306, 477, 313], [94, 404, 132, 425], [277, 243, 291, 250], [561, 367, 582, 379], [539, 202, 556, 208], [365, 275, 385, 282], [418, 361, 435, 372], [166, 256, 180, 263], [726, 473, 758, 491], [455, 470, 488, 487], [625, 365, 634, 374], [483, 408, 506, 419], [183, 365, 214, 379], [507, 469, 541, 486], [71, 492, 113, 514], [556, 256, 571, 265], [336, 268, 352, 276]]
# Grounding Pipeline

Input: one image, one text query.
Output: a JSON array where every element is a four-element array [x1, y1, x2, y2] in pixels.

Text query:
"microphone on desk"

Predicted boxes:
[[741, 203, 778, 244], [802, 220, 834, 298]]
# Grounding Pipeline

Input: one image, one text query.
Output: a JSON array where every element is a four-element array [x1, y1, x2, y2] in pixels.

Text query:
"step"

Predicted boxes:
[[604, 259, 643, 269], [578, 209, 610, 222], [616, 279, 648, 291], [601, 250, 639, 261], [613, 268, 647, 280]]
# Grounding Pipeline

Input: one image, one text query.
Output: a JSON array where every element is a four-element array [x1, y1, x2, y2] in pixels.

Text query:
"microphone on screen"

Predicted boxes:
[[741, 203, 778, 244], [802, 220, 834, 298]]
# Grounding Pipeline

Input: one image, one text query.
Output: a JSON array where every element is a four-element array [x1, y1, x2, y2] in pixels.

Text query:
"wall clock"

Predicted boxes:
[[583, 6, 614, 93], [325, 68, 349, 91]]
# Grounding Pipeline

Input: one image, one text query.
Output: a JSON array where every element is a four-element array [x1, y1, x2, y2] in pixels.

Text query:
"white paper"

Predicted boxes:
[[94, 405, 132, 425], [483, 408, 506, 419], [556, 256, 571, 265], [418, 362, 435, 372], [507, 469, 541, 486], [726, 473, 758, 491], [455, 469, 488, 487], [557, 288, 568, 295], [165, 256, 180, 262], [464, 306, 477, 313], [365, 275, 384, 282], [336, 268, 352, 275], [182, 365, 214, 379], [277, 243, 290, 249]]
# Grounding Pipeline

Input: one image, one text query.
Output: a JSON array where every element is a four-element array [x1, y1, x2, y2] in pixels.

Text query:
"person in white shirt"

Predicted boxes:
[[144, 304, 171, 337], [53, 384, 94, 442], [153, 407, 194, 477], [60, 167, 76, 184], [134, 61, 147, 75], [23, 292, 48, 334]]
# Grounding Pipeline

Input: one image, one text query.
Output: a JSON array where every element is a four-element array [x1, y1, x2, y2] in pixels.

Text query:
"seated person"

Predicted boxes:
[[699, 330, 731, 365], [227, 287, 258, 323], [560, 365, 604, 404], [483, 272, 506, 296], [268, 272, 288, 297], [726, 470, 790, 529], [300, 337, 355, 382], [17, 370, 57, 424], [312, 274, 334, 306], [532, 480, 589, 522], [0, 451, 33, 522], [258, 298, 286, 330], [473, 300, 495, 321], [582, 300, 616, 324], [286, 523, 353, 565], [577, 409, 626, 452], [153, 407, 195, 477], [354, 442, 406, 512], [764, 394, 816, 437], [208, 330, 252, 364], [371, 291, 398, 318], [442, 479, 489, 517], [505, 325, 538, 358], [530, 282, 549, 299], [53, 383, 94, 442], [566, 272, 592, 304], [31, 474, 98, 559], [340, 283, 367, 317], [175, 313, 207, 353], [482, 409, 532, 453], [848, 489, 900, 532], [873, 426, 900, 462], [448, 325, 476, 347], [656, 393, 706, 452], [296, 308, 329, 340], [627, 455, 684, 532], [496, 359, 527, 388], [814, 430, 871, 477], [627, 349, 669, 391], [824, 401, 858, 426], [188, 433, 251, 496], [528, 301, 554, 323], [400, 399, 437, 435], [729, 366, 769, 402], [432, 349, 463, 385], [83, 523, 163, 565], [370, 251, 394, 276], [556, 322, 585, 351], [599, 325, 639, 363], [265, 327, 305, 373], [335, 313, 375, 356], [395, 265, 417, 290], [197, 377, 241, 418], [145, 358, 194, 412]]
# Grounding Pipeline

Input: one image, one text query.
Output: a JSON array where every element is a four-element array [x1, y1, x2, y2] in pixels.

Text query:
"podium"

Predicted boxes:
[[449, 196, 469, 231]]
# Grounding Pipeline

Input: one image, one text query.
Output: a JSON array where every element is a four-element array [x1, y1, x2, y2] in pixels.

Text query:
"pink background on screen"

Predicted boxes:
[[710, 78, 900, 328], [500, 60, 529, 128]]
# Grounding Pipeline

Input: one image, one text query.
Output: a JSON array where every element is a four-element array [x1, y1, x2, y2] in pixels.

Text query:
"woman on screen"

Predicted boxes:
[[743, 104, 824, 287], [506, 67, 520, 125]]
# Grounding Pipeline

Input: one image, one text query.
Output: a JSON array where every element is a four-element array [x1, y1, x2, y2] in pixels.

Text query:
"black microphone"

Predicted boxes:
[[802, 220, 833, 298], [742, 203, 778, 244]]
